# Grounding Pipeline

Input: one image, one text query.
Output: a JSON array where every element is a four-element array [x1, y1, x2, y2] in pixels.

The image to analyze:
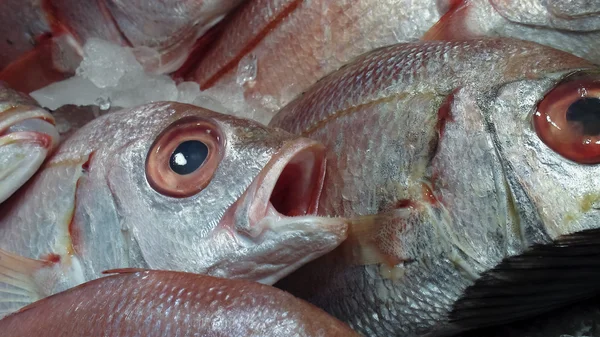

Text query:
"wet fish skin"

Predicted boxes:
[[0, 82, 59, 203], [424, 0, 600, 64], [192, 0, 442, 124], [271, 38, 600, 336], [0, 100, 347, 317], [0, 269, 361, 337]]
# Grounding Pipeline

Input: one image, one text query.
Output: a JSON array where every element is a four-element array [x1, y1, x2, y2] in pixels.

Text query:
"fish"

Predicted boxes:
[[0, 99, 348, 318], [0, 82, 59, 203], [270, 38, 600, 336], [423, 0, 600, 65], [189, 0, 600, 125], [0, 269, 361, 337], [190, 0, 443, 124], [0, 0, 247, 93]]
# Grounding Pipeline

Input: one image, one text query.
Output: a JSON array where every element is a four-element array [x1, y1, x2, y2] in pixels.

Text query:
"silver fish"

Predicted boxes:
[[271, 38, 600, 336], [0, 100, 347, 318], [424, 0, 600, 64]]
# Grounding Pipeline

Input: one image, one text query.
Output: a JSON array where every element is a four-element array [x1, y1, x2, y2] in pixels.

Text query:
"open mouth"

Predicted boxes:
[[268, 143, 325, 217], [253, 140, 326, 223], [220, 139, 327, 238]]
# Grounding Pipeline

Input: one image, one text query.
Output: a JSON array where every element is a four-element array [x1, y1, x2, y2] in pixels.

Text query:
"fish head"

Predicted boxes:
[[0, 83, 58, 203], [98, 102, 345, 284], [477, 68, 600, 240]]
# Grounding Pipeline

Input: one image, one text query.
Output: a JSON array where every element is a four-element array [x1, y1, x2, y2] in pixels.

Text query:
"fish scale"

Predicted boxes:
[[272, 38, 600, 336], [0, 99, 350, 318]]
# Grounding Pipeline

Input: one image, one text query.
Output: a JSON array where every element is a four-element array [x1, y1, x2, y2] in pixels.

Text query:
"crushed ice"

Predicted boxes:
[[31, 38, 229, 114]]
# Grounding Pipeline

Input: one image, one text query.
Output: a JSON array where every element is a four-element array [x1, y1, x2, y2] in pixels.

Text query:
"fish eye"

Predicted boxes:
[[146, 117, 224, 198], [169, 140, 209, 175], [533, 72, 600, 164]]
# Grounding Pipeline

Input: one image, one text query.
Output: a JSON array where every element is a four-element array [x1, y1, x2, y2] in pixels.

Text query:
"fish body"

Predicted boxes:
[[190, 0, 600, 125], [0, 100, 347, 317], [0, 269, 361, 337], [191, 0, 442, 124], [271, 38, 600, 336], [424, 0, 600, 64]]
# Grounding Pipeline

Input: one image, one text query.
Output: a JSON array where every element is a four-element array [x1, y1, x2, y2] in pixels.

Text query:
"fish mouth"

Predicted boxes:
[[243, 138, 327, 233], [216, 138, 348, 284], [218, 138, 328, 237], [0, 106, 59, 149], [260, 140, 326, 218], [0, 106, 59, 203]]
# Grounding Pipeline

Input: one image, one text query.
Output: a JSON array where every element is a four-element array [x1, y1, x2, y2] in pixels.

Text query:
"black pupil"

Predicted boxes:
[[566, 97, 600, 135], [169, 140, 209, 175]]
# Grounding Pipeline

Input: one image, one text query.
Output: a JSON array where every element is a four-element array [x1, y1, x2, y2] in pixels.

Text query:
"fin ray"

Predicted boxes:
[[0, 248, 50, 318]]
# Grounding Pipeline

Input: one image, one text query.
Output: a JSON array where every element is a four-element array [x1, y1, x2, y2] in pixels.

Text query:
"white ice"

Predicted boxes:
[[31, 38, 230, 115]]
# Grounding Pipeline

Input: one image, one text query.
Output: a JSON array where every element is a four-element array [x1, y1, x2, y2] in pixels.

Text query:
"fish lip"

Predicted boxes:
[[0, 105, 58, 150], [0, 131, 54, 149], [253, 138, 326, 220], [218, 138, 327, 239]]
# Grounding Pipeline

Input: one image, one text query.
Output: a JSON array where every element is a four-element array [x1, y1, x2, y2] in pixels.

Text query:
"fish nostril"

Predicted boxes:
[[270, 146, 325, 217]]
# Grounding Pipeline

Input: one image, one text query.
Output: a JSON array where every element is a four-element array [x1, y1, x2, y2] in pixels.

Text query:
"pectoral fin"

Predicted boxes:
[[339, 206, 435, 272], [0, 249, 51, 317], [451, 228, 600, 329]]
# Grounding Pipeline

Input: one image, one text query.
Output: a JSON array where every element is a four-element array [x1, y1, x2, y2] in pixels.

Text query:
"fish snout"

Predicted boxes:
[[235, 137, 328, 236], [216, 137, 350, 284]]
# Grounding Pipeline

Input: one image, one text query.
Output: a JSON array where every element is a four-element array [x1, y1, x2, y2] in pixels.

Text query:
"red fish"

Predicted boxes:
[[0, 269, 360, 336]]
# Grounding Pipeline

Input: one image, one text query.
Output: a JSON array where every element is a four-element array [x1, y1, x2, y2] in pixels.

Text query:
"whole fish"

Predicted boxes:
[[0, 269, 361, 337], [0, 99, 347, 317], [0, 0, 246, 92], [423, 0, 600, 65], [0, 83, 59, 203], [271, 38, 600, 336]]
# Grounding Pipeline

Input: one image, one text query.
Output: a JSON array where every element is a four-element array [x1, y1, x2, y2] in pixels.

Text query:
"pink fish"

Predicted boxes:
[[0, 269, 361, 336]]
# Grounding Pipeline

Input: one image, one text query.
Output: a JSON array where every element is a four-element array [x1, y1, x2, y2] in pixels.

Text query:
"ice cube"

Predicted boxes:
[[177, 82, 201, 104], [76, 38, 143, 88], [30, 77, 105, 111]]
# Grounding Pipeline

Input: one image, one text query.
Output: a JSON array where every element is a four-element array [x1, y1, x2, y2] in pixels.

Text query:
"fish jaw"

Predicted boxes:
[[0, 104, 59, 204], [215, 138, 349, 284]]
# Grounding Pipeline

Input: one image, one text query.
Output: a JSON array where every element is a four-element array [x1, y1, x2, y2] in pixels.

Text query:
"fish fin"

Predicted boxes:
[[102, 268, 149, 275], [0, 248, 50, 317], [422, 0, 475, 41], [340, 208, 418, 269], [450, 228, 600, 329]]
